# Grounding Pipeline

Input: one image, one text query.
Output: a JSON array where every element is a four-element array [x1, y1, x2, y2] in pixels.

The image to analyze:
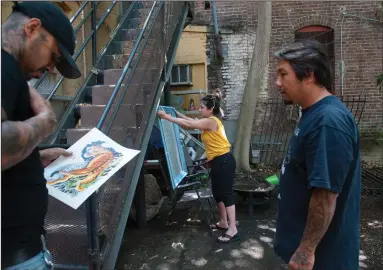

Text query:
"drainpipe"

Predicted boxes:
[[211, 1, 219, 35], [340, 12, 345, 95], [211, 1, 223, 62]]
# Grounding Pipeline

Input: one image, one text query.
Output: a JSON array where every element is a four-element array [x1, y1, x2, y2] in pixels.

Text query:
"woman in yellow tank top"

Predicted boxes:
[[157, 89, 239, 243]]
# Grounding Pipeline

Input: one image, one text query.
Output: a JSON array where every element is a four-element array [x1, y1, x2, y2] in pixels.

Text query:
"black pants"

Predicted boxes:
[[210, 152, 236, 207]]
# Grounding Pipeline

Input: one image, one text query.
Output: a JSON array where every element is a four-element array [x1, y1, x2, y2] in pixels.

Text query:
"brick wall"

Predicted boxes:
[[193, 1, 383, 136]]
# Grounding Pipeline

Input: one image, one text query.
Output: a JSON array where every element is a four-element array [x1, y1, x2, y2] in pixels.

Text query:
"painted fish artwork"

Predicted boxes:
[[44, 128, 140, 209], [47, 141, 122, 195]]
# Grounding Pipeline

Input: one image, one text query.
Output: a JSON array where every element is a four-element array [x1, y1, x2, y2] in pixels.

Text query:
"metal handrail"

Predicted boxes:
[[103, 3, 163, 134], [97, 1, 160, 132], [33, 1, 94, 89], [70, 1, 88, 23], [47, 2, 137, 144], [45, 1, 118, 100], [73, 2, 100, 35], [102, 3, 191, 268]]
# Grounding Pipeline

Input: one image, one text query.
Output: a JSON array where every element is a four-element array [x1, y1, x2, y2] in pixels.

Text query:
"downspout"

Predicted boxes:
[[211, 1, 219, 35], [211, 1, 223, 62], [340, 10, 345, 95]]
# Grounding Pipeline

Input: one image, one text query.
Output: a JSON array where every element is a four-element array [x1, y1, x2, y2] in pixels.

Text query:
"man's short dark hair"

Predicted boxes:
[[275, 40, 333, 92]]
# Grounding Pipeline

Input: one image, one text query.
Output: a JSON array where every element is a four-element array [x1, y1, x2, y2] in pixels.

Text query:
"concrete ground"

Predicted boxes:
[[116, 194, 383, 270]]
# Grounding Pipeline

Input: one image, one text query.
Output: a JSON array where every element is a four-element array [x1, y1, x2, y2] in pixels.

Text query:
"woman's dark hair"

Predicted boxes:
[[274, 39, 333, 92], [201, 88, 223, 116]]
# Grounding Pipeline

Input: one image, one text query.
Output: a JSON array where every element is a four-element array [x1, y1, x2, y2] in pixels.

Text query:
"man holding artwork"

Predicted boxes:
[[273, 40, 361, 270], [1, 2, 80, 269]]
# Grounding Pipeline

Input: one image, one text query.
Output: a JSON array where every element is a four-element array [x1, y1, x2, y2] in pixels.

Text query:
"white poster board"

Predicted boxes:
[[44, 128, 140, 209]]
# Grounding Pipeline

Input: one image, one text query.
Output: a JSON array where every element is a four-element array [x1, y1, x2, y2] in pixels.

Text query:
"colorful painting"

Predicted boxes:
[[44, 128, 140, 209]]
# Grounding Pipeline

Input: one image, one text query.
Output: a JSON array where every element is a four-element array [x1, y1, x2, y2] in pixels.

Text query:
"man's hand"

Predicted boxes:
[[288, 248, 315, 270], [40, 148, 72, 167]]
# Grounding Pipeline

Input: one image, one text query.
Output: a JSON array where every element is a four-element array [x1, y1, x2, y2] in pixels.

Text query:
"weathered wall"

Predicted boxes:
[[174, 25, 208, 65], [170, 25, 208, 114], [192, 1, 383, 137], [268, 1, 383, 136]]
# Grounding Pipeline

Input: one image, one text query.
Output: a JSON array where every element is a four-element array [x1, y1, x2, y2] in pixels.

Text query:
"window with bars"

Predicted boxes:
[[170, 65, 192, 86]]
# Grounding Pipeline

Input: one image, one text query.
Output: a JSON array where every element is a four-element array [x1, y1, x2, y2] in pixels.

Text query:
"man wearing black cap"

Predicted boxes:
[[1, 2, 81, 269]]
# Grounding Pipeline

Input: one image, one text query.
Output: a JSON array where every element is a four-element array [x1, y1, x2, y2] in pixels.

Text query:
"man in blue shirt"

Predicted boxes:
[[273, 40, 361, 270]]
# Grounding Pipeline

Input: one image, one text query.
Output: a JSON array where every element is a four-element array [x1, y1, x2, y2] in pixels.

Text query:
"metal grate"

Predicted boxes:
[[41, 1, 189, 269], [43, 2, 158, 268], [94, 2, 188, 268], [97, 2, 165, 249], [252, 98, 300, 167], [252, 95, 367, 168], [339, 95, 367, 125], [44, 198, 89, 267], [362, 163, 383, 197]]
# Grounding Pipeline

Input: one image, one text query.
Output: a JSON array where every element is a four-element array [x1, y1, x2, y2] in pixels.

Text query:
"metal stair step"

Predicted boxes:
[[79, 104, 136, 129], [91, 84, 135, 105], [110, 39, 156, 55], [120, 29, 140, 41], [121, 18, 141, 29], [137, 8, 151, 18], [66, 127, 137, 146], [101, 52, 152, 70], [91, 83, 154, 105], [101, 70, 130, 85], [100, 67, 158, 86]]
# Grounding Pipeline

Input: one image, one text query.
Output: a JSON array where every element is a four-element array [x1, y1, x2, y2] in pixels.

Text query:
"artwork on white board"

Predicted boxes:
[[44, 128, 140, 209]]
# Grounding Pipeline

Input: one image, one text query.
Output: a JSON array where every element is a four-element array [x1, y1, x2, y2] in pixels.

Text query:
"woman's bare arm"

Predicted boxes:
[[157, 110, 217, 131], [175, 110, 195, 121]]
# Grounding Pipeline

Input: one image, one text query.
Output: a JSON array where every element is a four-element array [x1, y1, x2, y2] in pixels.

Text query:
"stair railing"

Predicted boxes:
[[101, 2, 191, 269], [46, 2, 138, 144], [84, 3, 160, 268], [99, 1, 161, 134], [33, 1, 97, 90], [39, 1, 119, 100]]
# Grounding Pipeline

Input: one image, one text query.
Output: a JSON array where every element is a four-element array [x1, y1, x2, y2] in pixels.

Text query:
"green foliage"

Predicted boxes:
[[377, 73, 383, 92]]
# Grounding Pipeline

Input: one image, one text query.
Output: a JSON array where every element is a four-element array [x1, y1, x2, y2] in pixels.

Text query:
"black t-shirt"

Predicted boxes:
[[1, 50, 48, 257]]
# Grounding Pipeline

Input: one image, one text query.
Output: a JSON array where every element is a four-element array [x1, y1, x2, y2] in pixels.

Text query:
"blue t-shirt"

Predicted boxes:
[[274, 96, 361, 270]]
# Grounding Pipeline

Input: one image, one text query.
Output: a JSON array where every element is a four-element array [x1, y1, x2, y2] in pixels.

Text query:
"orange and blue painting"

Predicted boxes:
[[47, 141, 122, 195], [44, 128, 140, 209]]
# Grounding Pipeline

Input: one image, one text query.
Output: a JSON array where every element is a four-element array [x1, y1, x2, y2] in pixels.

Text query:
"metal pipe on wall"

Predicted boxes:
[[211, 0, 219, 35]]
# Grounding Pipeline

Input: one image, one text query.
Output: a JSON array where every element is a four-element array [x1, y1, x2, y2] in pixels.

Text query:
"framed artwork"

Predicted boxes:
[[157, 106, 188, 189]]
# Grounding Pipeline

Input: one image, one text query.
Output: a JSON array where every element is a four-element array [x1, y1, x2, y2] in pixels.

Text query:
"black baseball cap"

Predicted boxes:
[[13, 1, 81, 79]]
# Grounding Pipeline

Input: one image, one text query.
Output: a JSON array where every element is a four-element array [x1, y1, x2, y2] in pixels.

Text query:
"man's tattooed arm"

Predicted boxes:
[[291, 188, 338, 265], [1, 107, 56, 170]]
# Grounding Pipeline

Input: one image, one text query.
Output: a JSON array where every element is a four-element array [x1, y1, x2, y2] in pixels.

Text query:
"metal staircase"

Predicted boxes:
[[36, 1, 192, 269]]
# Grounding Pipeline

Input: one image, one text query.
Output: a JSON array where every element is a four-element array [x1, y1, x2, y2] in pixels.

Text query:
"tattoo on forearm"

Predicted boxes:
[[300, 188, 338, 251], [1, 116, 48, 170]]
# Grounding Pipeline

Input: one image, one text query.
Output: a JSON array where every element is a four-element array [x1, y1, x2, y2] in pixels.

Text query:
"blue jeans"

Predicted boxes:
[[3, 251, 52, 270]]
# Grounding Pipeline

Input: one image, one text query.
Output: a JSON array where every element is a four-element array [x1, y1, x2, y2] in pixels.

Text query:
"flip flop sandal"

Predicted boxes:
[[211, 224, 228, 231], [217, 233, 240, 243]]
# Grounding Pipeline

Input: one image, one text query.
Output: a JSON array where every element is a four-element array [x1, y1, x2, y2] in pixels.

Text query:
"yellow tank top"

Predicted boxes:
[[201, 116, 231, 161]]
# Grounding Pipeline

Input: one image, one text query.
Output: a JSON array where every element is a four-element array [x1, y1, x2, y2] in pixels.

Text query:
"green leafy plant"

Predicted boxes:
[[377, 73, 383, 92]]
